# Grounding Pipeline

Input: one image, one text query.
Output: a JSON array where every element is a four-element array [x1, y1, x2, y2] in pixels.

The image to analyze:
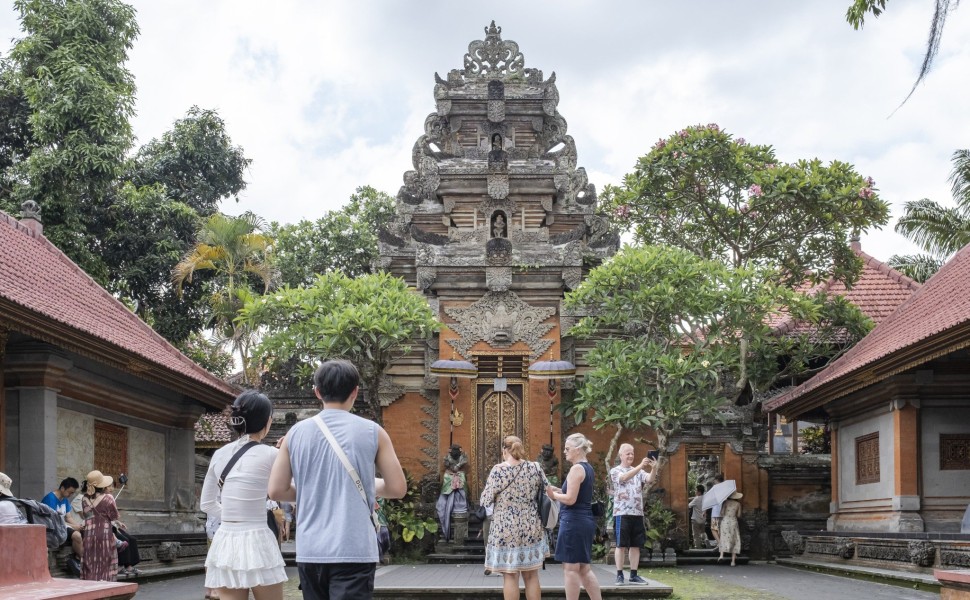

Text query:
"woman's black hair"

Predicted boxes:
[[229, 390, 273, 435]]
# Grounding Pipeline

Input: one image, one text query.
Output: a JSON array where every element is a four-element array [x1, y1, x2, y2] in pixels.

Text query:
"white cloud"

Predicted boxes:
[[1, 1, 968, 263]]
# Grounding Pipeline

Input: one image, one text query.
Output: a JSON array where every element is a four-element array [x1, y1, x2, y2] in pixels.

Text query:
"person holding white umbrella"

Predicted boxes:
[[701, 475, 732, 544], [717, 491, 743, 566]]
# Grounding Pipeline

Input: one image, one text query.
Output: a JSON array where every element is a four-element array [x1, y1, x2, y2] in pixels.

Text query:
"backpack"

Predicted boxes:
[[0, 497, 69, 549]]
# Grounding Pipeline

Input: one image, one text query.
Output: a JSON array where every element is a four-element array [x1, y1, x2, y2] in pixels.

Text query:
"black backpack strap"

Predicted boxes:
[[218, 441, 259, 489]]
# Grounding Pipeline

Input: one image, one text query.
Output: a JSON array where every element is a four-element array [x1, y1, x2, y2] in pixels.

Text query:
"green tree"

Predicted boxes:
[[889, 149, 970, 282], [241, 272, 440, 425], [4, 0, 139, 281], [606, 124, 890, 286], [173, 211, 277, 382], [128, 106, 251, 216], [0, 58, 34, 201], [177, 331, 235, 379], [270, 186, 396, 287], [563, 245, 815, 483], [99, 108, 253, 344], [846, 0, 959, 105]]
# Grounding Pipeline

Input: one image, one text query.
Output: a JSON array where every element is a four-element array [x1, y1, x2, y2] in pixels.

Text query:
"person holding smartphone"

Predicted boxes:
[[608, 444, 657, 585]]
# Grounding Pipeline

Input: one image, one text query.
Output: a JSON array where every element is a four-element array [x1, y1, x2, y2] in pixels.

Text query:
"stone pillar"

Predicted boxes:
[[828, 422, 839, 531], [891, 397, 923, 532], [13, 386, 59, 499], [161, 418, 204, 534]]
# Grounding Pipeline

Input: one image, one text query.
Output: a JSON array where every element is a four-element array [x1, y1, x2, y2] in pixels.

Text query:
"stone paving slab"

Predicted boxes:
[[373, 563, 671, 598]]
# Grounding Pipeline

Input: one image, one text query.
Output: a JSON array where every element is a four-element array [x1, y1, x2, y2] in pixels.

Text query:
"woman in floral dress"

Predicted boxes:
[[80, 470, 119, 581], [718, 491, 743, 566], [480, 436, 549, 600]]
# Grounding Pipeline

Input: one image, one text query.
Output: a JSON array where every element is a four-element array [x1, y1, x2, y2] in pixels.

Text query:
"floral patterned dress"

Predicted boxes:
[[718, 499, 742, 554], [81, 493, 119, 581], [479, 461, 550, 573]]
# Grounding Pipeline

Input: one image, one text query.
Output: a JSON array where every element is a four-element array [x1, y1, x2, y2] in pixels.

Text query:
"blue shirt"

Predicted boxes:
[[41, 492, 72, 517]]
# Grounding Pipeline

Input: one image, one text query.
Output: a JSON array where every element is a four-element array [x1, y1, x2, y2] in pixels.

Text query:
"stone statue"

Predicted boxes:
[[537, 443, 560, 486], [491, 213, 507, 238], [436, 444, 469, 542]]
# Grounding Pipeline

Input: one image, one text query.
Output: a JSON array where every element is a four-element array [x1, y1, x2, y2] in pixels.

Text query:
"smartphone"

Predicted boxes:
[[647, 450, 659, 460]]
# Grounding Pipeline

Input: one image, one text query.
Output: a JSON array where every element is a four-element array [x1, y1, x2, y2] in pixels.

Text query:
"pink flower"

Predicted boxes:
[[707, 123, 720, 132], [654, 138, 667, 150], [865, 176, 875, 187], [858, 187, 874, 199], [737, 137, 746, 145], [766, 163, 776, 169], [678, 130, 689, 139], [615, 204, 631, 219], [748, 184, 763, 197]]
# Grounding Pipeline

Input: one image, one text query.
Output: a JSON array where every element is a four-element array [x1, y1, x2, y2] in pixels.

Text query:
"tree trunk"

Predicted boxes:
[[604, 424, 624, 489]]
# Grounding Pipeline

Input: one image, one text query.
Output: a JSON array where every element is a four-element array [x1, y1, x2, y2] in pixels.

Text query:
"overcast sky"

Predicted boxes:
[[2, 1, 969, 262]]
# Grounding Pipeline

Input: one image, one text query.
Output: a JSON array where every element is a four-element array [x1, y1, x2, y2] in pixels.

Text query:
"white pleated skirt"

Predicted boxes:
[[205, 521, 287, 589]]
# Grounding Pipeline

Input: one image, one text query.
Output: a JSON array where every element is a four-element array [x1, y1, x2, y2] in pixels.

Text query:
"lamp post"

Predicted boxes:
[[527, 355, 576, 446], [430, 357, 477, 446]]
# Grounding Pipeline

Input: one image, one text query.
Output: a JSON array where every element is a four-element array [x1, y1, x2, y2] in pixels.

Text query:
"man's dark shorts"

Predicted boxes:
[[297, 562, 376, 600], [614, 514, 646, 548]]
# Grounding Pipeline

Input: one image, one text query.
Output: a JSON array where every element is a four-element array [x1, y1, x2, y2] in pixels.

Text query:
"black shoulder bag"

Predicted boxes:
[[218, 441, 277, 537]]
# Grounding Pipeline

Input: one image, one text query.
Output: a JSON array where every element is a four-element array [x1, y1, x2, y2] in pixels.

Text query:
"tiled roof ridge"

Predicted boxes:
[[0, 208, 234, 395], [855, 249, 922, 291], [766, 242, 970, 413]]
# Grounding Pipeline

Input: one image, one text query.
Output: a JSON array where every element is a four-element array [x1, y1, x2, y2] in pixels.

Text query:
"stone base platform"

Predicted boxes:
[[373, 563, 672, 598], [777, 557, 940, 592], [1, 579, 137, 600], [936, 569, 970, 599]]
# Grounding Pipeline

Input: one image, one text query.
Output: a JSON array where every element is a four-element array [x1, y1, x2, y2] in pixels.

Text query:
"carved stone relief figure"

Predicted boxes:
[[491, 212, 508, 238]]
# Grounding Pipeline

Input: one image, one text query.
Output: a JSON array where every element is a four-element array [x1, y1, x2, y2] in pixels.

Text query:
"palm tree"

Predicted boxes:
[[890, 149, 970, 282], [173, 211, 277, 382]]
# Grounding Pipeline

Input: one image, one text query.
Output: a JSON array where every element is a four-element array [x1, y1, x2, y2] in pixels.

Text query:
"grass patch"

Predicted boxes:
[[647, 567, 783, 600]]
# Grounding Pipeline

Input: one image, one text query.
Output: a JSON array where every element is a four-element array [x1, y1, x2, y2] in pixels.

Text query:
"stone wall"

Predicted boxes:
[[759, 454, 831, 556], [836, 410, 894, 527], [921, 404, 970, 532]]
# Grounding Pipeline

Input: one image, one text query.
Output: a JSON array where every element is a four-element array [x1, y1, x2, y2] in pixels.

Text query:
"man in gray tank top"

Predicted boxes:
[[269, 359, 407, 599]]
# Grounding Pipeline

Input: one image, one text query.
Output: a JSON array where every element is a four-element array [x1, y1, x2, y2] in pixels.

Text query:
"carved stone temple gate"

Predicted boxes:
[[377, 22, 618, 503]]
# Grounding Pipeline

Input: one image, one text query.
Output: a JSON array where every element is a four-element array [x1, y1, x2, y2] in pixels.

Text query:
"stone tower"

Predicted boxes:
[[378, 22, 618, 496]]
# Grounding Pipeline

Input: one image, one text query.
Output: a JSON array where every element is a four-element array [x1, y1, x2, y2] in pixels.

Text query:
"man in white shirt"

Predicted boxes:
[[609, 444, 656, 585]]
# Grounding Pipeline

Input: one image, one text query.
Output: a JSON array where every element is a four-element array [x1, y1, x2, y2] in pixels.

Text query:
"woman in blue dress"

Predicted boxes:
[[546, 433, 602, 600]]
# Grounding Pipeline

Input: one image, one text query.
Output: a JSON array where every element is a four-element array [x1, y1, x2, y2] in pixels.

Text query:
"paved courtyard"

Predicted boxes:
[[131, 562, 939, 599]]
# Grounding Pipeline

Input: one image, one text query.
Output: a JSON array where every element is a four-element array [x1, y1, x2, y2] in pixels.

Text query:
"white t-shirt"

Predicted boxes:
[[0, 498, 26, 524], [201, 436, 278, 523]]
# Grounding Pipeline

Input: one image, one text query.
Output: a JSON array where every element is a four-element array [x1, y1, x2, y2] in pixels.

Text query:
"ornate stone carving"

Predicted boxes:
[[463, 21, 527, 80], [486, 267, 513, 292], [449, 228, 488, 244], [539, 114, 568, 152], [855, 432, 880, 484], [940, 434, 970, 470], [781, 531, 805, 555], [20, 200, 41, 221], [550, 225, 586, 246], [941, 549, 970, 567], [157, 542, 181, 562], [542, 77, 559, 116], [856, 543, 906, 562], [562, 267, 582, 291], [410, 225, 448, 246], [378, 381, 407, 407], [486, 238, 513, 266], [487, 173, 509, 199], [806, 540, 854, 559], [478, 198, 518, 219], [908, 541, 936, 567], [416, 266, 437, 291], [444, 291, 555, 359], [488, 100, 505, 122]]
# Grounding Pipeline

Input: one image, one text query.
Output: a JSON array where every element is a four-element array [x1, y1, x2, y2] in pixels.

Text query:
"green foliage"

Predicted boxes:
[[846, 0, 888, 29], [270, 186, 396, 287], [606, 124, 889, 287], [174, 211, 277, 382], [889, 149, 970, 282], [128, 106, 251, 216], [242, 271, 439, 424], [799, 425, 832, 454], [0, 58, 34, 201], [378, 474, 438, 551], [644, 496, 678, 548], [176, 331, 234, 379], [7, 0, 139, 280]]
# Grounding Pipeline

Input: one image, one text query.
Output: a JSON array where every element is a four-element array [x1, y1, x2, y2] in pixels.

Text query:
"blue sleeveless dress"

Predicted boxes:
[[554, 462, 597, 563]]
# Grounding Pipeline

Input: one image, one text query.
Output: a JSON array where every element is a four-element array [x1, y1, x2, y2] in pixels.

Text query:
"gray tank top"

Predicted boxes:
[[288, 409, 379, 563]]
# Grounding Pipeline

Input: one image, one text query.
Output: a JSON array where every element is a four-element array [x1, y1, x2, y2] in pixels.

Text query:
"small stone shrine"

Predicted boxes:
[[377, 22, 618, 501]]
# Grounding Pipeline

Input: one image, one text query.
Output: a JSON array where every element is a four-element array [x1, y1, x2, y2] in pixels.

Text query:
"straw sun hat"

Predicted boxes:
[[84, 470, 113, 494]]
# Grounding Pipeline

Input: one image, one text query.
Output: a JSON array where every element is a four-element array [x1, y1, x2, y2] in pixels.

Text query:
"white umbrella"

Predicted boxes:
[[701, 479, 737, 511]]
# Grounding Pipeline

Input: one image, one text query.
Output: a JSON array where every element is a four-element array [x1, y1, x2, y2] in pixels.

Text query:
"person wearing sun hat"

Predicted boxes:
[[79, 470, 120, 581], [0, 472, 27, 524], [717, 490, 743, 566]]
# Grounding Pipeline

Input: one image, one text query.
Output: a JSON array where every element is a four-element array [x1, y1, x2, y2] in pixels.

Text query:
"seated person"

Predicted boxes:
[[41, 477, 84, 558], [0, 472, 28, 524]]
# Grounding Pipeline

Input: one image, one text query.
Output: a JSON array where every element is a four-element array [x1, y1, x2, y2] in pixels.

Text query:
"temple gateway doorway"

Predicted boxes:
[[469, 353, 529, 496]]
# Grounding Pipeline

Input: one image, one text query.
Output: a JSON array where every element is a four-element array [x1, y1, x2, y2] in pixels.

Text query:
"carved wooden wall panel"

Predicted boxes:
[[855, 432, 880, 485], [94, 420, 128, 480], [940, 434, 970, 470]]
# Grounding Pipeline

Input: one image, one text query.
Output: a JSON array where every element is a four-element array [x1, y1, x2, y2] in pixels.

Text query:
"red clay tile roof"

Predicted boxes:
[[768, 250, 921, 337], [766, 243, 970, 416], [195, 412, 233, 445], [0, 210, 237, 406]]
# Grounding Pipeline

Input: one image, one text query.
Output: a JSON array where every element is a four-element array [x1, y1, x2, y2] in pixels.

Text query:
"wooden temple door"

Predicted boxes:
[[470, 353, 529, 496]]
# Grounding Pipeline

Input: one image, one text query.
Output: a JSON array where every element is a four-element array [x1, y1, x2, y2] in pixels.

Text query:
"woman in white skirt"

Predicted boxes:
[[201, 390, 287, 600]]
